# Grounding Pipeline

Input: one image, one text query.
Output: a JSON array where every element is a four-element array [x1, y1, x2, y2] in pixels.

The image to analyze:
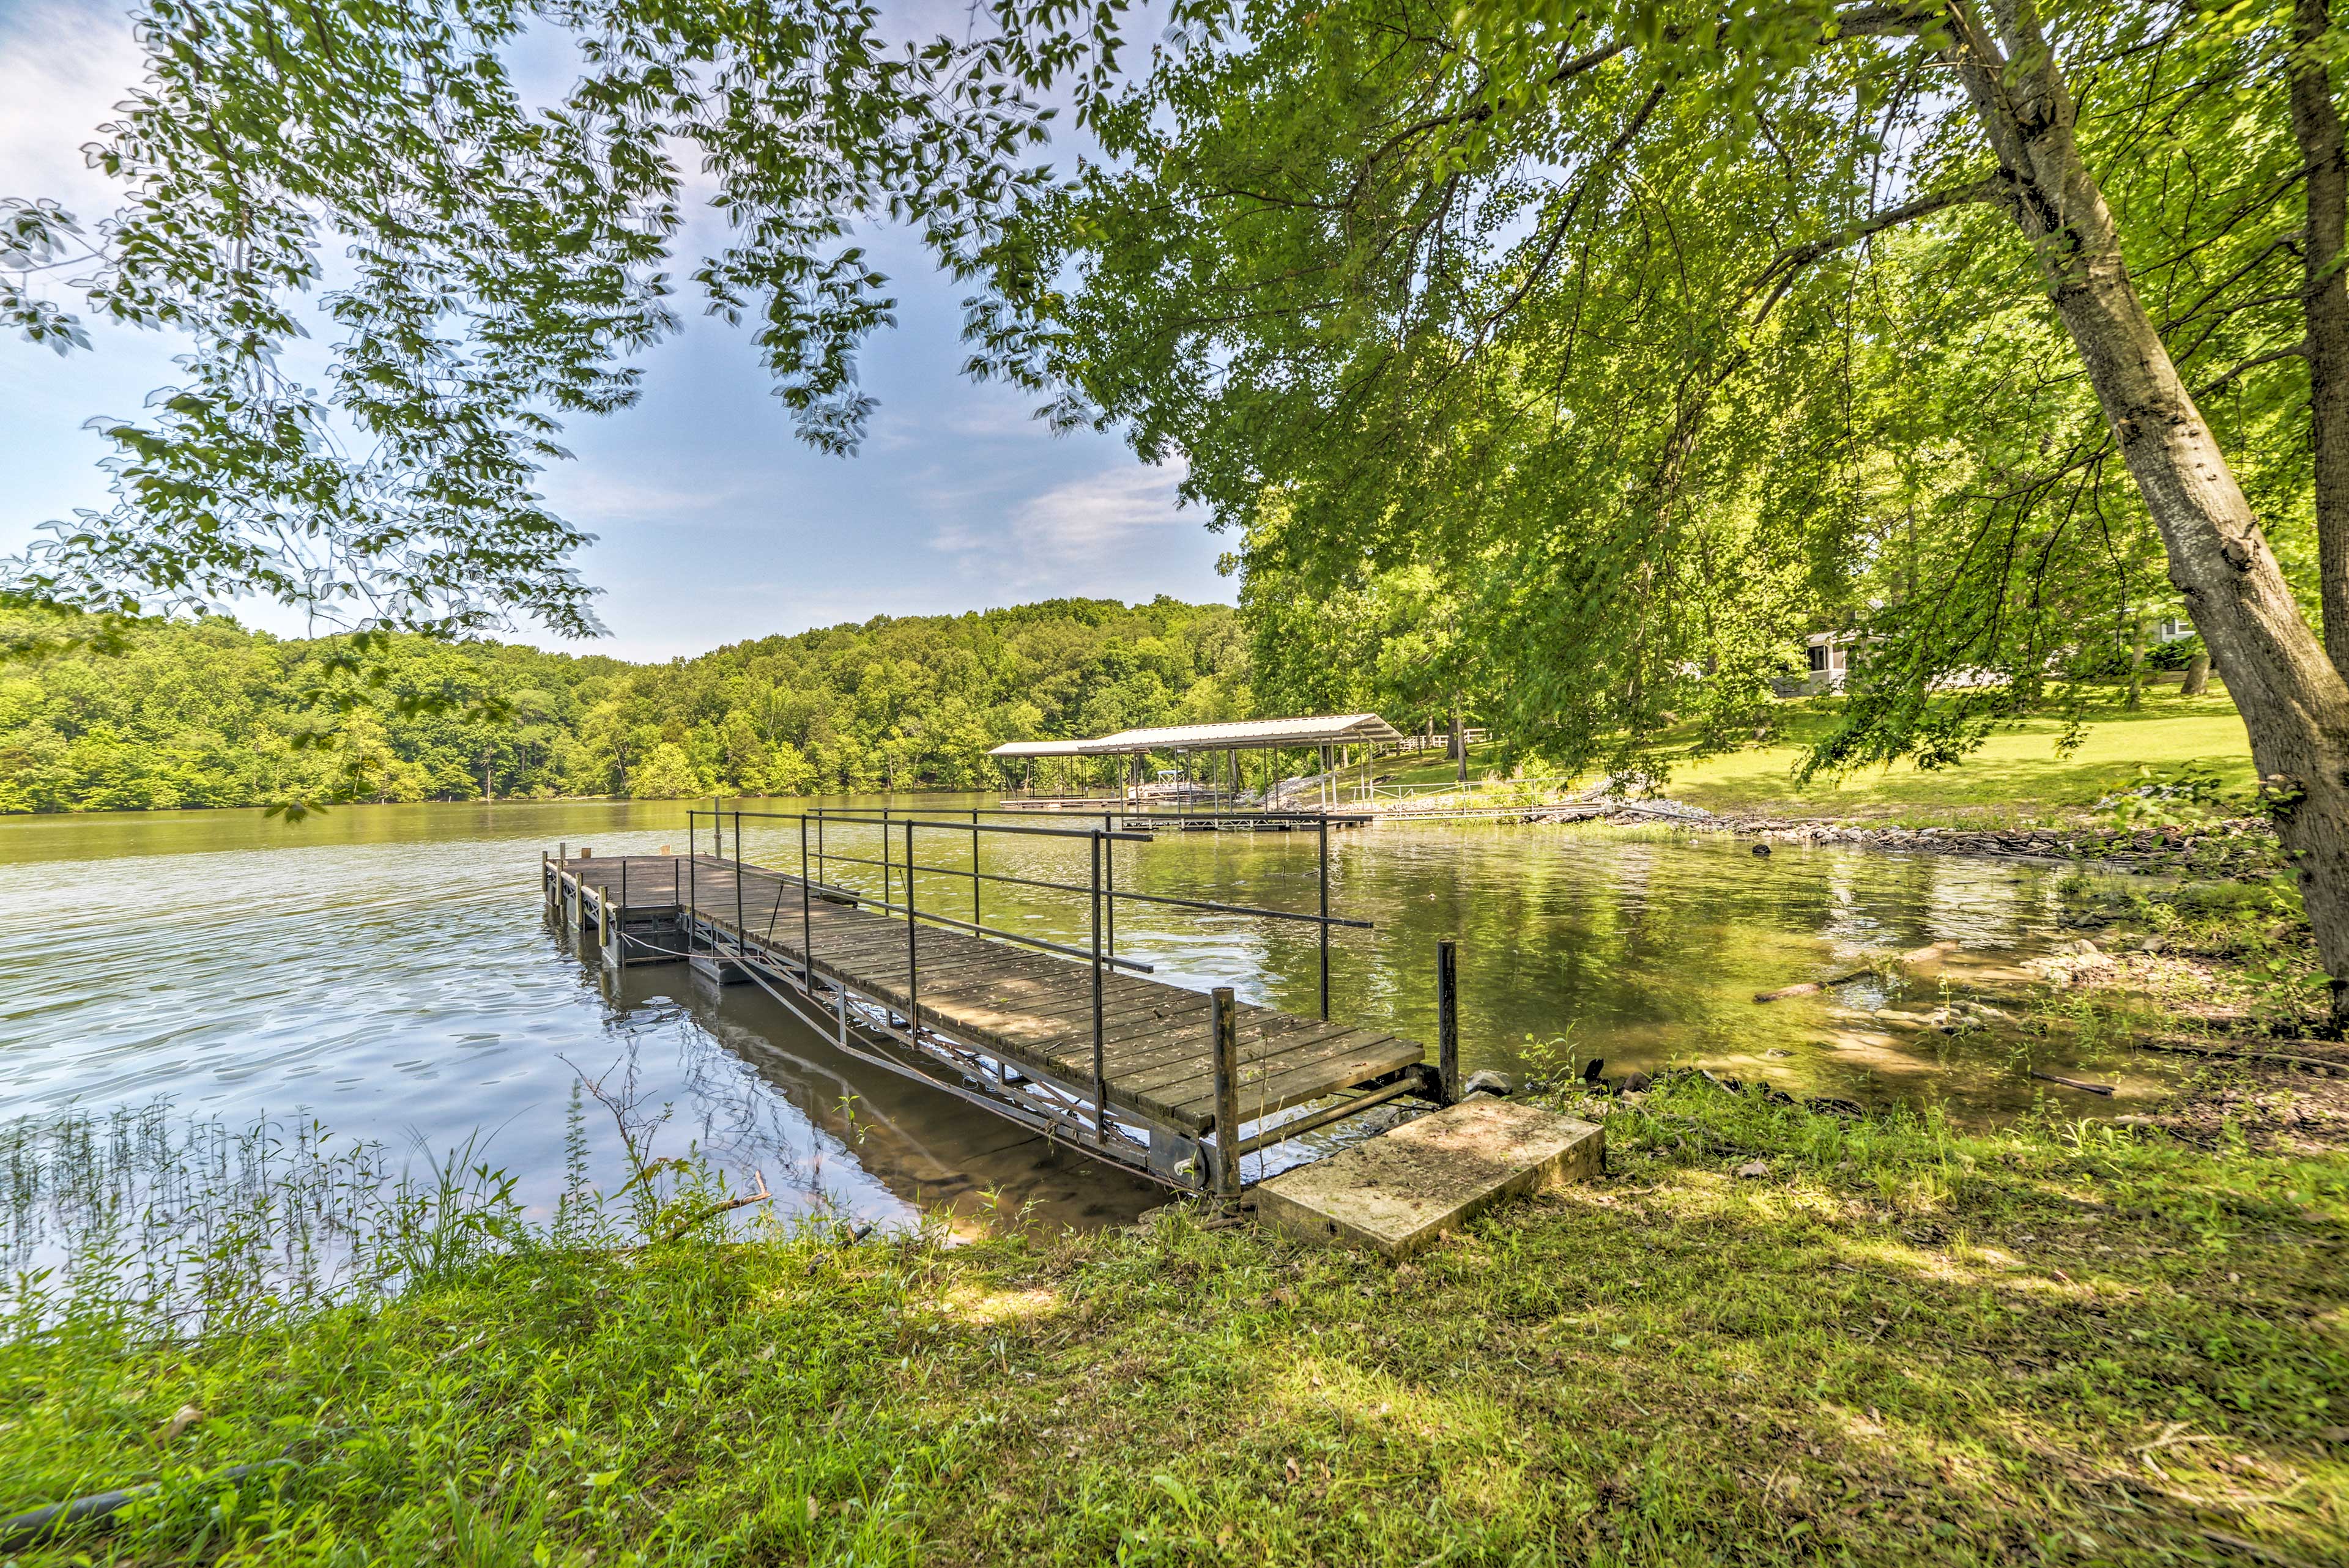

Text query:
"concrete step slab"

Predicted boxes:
[[1254, 1098, 1603, 1257]]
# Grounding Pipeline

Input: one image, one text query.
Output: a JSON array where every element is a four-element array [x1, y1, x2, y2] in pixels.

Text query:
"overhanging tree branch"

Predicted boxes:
[[1747, 176, 2002, 316], [1833, 4, 1942, 37]]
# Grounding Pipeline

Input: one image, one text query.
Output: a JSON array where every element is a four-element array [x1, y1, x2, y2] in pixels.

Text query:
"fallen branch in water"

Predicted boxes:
[[1755, 941, 1961, 1003], [634, 1172, 773, 1252], [2126, 1037, 2348, 1076], [2031, 1070, 2116, 1096]]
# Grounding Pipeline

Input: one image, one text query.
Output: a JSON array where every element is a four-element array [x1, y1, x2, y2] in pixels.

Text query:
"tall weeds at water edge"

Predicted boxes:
[[2, 1104, 532, 1341], [0, 1089, 803, 1561], [0, 1080, 770, 1342]]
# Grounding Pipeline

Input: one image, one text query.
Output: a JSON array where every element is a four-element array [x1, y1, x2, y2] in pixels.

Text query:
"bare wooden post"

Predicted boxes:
[[733, 812, 745, 958], [970, 807, 981, 927], [1212, 986, 1241, 1196], [1437, 938, 1460, 1103], [619, 858, 629, 965], [800, 815, 814, 985]]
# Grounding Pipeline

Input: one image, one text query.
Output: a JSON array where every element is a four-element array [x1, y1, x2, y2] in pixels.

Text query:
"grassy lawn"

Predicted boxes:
[[1378, 684, 2257, 828], [8, 1074, 2343, 1566], [1669, 684, 2256, 826]]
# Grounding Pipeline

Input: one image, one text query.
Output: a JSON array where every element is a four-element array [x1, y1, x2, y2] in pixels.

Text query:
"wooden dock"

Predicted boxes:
[[545, 836, 1449, 1193]]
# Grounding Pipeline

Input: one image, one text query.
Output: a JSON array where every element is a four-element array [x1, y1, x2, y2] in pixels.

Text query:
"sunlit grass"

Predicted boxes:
[[1668, 682, 2256, 824], [4, 1071, 2343, 1564], [1376, 684, 2257, 828]]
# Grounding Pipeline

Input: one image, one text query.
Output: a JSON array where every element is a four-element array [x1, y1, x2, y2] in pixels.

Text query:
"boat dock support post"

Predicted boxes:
[[1212, 986, 1241, 1196], [1437, 939, 1460, 1104], [1090, 831, 1107, 1142], [1318, 816, 1330, 1020]]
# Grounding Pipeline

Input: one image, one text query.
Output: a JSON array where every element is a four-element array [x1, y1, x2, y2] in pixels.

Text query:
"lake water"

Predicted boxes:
[[0, 797, 2176, 1235]]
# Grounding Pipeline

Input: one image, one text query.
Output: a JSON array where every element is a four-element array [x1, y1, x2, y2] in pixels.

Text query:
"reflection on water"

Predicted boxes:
[[0, 796, 2175, 1233]]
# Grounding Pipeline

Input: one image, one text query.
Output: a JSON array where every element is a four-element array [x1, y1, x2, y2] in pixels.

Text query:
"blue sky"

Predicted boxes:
[[0, 0, 1229, 661]]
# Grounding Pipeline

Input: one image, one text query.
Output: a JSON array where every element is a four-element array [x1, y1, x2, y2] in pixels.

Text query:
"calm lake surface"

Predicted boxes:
[[0, 797, 2176, 1233]]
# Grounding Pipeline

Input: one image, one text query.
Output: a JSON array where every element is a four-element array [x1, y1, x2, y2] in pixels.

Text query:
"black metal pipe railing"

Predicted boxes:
[[752, 847, 1371, 930], [706, 804, 1359, 957], [688, 805, 1363, 1138], [771, 888, 1157, 974], [785, 809, 1153, 840], [809, 804, 1351, 826]]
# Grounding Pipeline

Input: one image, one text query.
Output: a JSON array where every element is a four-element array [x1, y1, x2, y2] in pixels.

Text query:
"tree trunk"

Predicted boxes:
[[2183, 651, 2212, 695], [1449, 694, 1466, 782], [2290, 0, 2349, 678], [2126, 613, 2147, 711], [1951, 0, 2349, 1029]]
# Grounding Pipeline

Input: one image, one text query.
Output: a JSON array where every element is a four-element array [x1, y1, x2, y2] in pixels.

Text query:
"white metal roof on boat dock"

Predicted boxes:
[[988, 714, 1403, 758]]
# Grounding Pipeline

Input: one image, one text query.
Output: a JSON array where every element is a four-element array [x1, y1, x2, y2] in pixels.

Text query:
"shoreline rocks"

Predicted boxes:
[[1395, 791, 2280, 878], [1712, 815, 2280, 877]]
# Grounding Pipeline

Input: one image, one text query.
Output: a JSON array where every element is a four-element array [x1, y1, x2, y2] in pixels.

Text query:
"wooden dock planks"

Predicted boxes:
[[556, 854, 1422, 1134]]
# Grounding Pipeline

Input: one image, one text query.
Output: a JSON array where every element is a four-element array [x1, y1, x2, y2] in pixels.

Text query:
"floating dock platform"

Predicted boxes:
[[544, 808, 1460, 1194]]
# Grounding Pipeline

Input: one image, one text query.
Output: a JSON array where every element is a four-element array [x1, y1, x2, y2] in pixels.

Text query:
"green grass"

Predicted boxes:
[[1666, 684, 2257, 826], [1375, 684, 2257, 828], [6, 1076, 2344, 1565]]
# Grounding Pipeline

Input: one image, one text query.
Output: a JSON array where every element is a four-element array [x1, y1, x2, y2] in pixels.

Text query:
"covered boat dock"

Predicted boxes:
[[991, 713, 1407, 812]]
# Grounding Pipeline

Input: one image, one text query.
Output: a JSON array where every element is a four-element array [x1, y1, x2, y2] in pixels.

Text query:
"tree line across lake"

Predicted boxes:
[[0, 598, 1261, 812]]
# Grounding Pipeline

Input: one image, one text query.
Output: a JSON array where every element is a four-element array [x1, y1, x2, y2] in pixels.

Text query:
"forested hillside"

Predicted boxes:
[[0, 599, 1247, 812]]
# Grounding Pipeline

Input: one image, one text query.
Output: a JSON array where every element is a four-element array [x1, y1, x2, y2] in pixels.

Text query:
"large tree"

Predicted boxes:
[[966, 0, 2349, 1024]]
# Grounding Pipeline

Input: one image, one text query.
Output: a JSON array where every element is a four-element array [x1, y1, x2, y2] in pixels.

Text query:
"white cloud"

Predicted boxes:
[[1010, 460, 1187, 552], [928, 456, 1197, 598], [540, 470, 746, 525]]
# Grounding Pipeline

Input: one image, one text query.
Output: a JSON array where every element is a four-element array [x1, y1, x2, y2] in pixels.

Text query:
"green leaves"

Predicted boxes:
[[6, 0, 1056, 641], [953, 0, 2330, 784], [0, 198, 95, 355]]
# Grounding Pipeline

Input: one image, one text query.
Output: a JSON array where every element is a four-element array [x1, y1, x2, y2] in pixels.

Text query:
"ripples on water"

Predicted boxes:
[[0, 797, 2174, 1235]]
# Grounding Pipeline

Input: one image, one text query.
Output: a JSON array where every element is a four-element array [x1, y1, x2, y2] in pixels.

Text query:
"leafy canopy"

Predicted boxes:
[[3, 0, 1053, 638], [966, 0, 2321, 774]]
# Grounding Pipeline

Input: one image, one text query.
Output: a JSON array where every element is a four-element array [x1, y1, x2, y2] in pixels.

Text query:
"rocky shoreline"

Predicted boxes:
[[1716, 814, 2282, 876], [1430, 795, 2285, 876]]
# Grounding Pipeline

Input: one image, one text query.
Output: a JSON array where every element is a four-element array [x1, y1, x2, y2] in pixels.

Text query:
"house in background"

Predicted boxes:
[[1773, 632, 1854, 696]]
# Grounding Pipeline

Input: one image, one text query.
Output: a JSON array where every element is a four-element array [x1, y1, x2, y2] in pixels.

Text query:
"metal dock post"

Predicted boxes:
[[1318, 815, 1331, 1020], [1437, 938, 1460, 1103], [905, 818, 919, 1037], [800, 817, 814, 985], [1091, 830, 1106, 1142]]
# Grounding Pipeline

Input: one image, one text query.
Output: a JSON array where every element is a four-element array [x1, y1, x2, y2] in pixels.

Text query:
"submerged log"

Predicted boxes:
[[1754, 941, 1961, 1003]]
